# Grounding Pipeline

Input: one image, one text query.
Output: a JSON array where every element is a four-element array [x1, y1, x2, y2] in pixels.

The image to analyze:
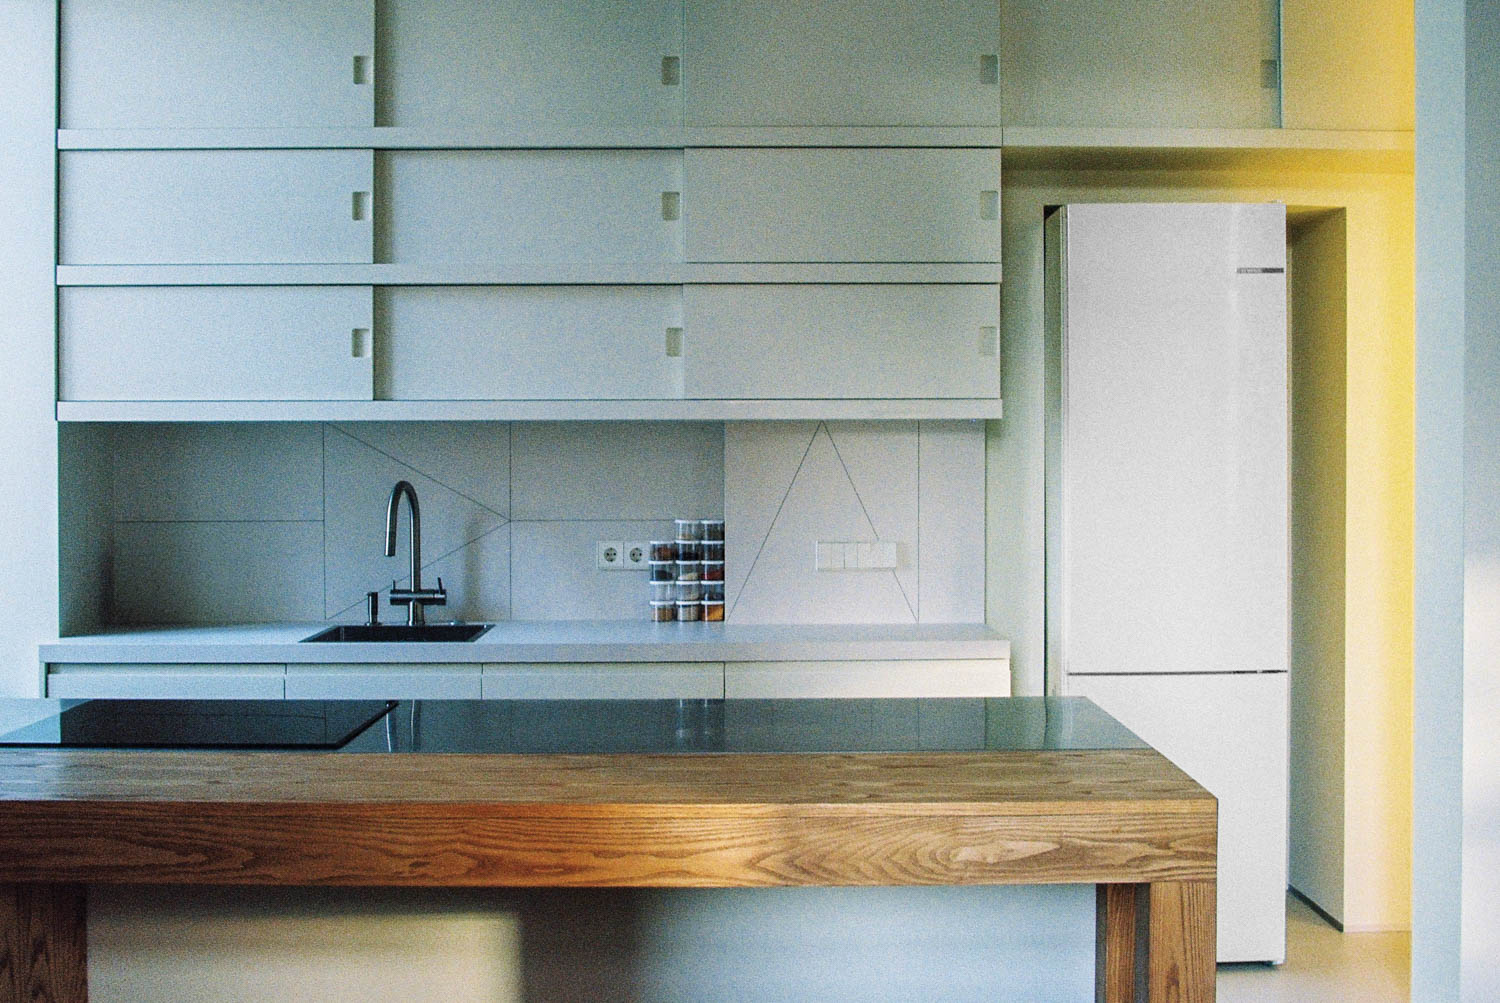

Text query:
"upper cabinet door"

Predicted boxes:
[[380, 151, 683, 264], [60, 151, 374, 265], [59, 286, 374, 402], [684, 0, 1001, 126], [60, 0, 374, 128], [685, 149, 1000, 263], [379, 0, 682, 128], [1001, 0, 1279, 128], [684, 284, 999, 400]]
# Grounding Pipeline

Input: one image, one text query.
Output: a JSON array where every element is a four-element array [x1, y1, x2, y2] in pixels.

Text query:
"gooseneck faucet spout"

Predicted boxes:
[[384, 480, 446, 626], [385, 480, 422, 591]]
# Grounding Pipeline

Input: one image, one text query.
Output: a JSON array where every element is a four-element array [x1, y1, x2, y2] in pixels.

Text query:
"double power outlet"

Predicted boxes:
[[596, 540, 651, 570]]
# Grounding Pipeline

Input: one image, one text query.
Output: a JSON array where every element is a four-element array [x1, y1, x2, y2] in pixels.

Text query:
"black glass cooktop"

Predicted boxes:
[[0, 699, 395, 749]]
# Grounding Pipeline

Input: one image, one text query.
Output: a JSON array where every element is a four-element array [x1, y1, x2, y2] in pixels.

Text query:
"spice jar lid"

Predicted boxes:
[[650, 599, 675, 607]]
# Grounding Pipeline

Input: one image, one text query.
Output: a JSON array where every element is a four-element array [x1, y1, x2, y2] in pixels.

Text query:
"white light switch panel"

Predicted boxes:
[[815, 540, 901, 571]]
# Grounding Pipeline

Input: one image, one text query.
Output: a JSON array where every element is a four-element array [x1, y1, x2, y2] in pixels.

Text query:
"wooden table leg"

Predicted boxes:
[[0, 883, 87, 1003], [1096, 883, 1146, 1002], [1146, 880, 1215, 1003]]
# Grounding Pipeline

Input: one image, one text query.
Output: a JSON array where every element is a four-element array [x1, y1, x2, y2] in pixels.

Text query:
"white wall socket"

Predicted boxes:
[[595, 540, 623, 569], [597, 540, 650, 570]]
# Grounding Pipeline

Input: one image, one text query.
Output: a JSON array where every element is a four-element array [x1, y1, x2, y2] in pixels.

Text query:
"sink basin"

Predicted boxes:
[[301, 623, 492, 643]]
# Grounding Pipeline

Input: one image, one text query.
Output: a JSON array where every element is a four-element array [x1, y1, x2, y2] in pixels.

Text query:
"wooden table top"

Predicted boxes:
[[0, 745, 1215, 889]]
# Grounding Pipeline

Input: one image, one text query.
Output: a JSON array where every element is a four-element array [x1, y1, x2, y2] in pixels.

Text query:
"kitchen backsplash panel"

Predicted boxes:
[[106, 422, 721, 625], [725, 421, 985, 624], [103, 420, 978, 625]]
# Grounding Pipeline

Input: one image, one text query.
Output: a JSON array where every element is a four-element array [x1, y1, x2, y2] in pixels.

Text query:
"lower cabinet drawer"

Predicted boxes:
[[45, 663, 286, 699], [724, 659, 1011, 699], [285, 663, 482, 700], [482, 662, 723, 700]]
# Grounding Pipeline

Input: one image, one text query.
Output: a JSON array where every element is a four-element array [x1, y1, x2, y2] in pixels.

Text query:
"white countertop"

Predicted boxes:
[[40, 622, 1010, 665]]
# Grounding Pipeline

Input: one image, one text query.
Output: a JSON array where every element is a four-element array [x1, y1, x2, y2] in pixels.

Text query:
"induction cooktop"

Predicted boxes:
[[0, 699, 395, 749]]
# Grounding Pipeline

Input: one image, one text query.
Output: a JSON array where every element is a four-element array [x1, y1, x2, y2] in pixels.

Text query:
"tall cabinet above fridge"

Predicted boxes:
[[1045, 202, 1290, 964]]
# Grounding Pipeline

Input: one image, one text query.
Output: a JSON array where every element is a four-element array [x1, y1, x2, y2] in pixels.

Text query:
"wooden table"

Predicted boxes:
[[0, 744, 1216, 1002]]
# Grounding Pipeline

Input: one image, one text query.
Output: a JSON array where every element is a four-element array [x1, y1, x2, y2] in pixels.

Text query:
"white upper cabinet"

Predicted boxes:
[[60, 0, 373, 128], [684, 284, 999, 400], [684, 0, 1001, 126], [380, 151, 683, 264], [685, 149, 1000, 263], [61, 151, 374, 265], [378, 286, 684, 401], [60, 286, 374, 401], [378, 0, 681, 128], [1001, 0, 1279, 128]]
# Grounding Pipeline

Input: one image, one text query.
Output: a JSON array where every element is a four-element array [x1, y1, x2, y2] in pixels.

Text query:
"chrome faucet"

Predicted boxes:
[[384, 480, 446, 626]]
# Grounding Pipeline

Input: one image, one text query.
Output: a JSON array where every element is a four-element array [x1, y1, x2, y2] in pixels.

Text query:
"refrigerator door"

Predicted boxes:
[[1068, 671, 1289, 964], [1048, 202, 1288, 678]]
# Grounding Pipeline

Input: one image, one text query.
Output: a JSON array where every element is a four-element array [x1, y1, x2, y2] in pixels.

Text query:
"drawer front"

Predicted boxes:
[[61, 0, 373, 129], [684, 284, 999, 399], [60, 286, 374, 402], [286, 663, 482, 700], [379, 286, 684, 400], [686, 148, 1000, 263], [46, 663, 286, 700], [725, 660, 1011, 699], [482, 662, 724, 700], [382, 150, 683, 264], [61, 150, 374, 265]]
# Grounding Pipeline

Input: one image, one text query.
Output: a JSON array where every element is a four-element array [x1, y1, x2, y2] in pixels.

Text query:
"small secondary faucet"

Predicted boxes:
[[384, 480, 446, 626]]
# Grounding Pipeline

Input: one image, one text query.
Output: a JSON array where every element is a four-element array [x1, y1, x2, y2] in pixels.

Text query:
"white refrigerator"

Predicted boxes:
[[1045, 202, 1289, 964]]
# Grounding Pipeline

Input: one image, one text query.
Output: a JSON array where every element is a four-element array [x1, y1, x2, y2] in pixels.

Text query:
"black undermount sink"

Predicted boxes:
[[301, 623, 492, 643]]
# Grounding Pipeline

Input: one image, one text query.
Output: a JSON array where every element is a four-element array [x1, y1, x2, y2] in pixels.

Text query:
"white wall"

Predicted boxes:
[[0, 0, 58, 696], [1412, 0, 1469, 996], [1463, 1, 1500, 996]]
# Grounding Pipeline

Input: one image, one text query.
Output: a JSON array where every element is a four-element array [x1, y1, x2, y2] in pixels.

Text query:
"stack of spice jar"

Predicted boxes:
[[648, 518, 725, 622]]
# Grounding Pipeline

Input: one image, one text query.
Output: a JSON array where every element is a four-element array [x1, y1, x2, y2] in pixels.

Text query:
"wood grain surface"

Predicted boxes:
[[0, 748, 1214, 888], [1148, 881, 1217, 1002], [1097, 882, 1146, 1002], [0, 801, 1214, 888], [0, 884, 86, 1003]]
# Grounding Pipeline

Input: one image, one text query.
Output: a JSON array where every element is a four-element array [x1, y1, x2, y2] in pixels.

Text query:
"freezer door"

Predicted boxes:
[[1066, 671, 1289, 964], [1049, 202, 1288, 678]]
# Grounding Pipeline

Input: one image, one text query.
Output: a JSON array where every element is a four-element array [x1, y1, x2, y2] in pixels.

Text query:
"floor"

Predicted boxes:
[[1217, 894, 1410, 1001]]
